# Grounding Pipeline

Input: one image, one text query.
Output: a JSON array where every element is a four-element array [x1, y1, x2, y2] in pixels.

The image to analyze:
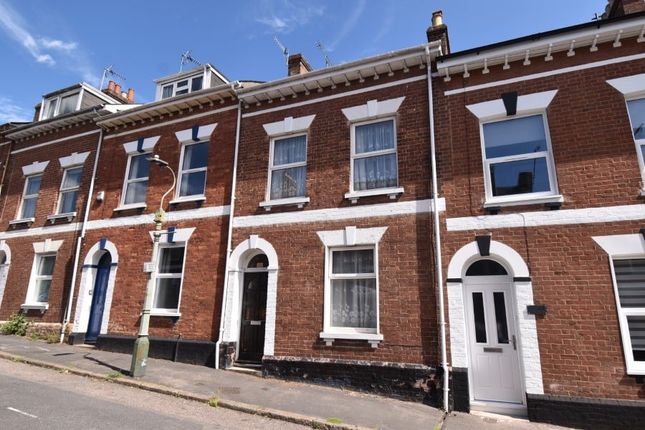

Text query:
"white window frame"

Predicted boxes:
[[18, 174, 42, 221], [22, 242, 61, 313], [160, 74, 203, 100], [151, 244, 187, 317], [594, 233, 645, 374], [56, 166, 83, 215], [318, 226, 387, 347], [174, 140, 208, 202], [325, 245, 380, 334], [609, 256, 645, 375], [479, 112, 560, 206], [347, 117, 401, 198], [263, 132, 308, 205], [40, 89, 83, 121], [625, 97, 645, 192], [119, 152, 151, 210]]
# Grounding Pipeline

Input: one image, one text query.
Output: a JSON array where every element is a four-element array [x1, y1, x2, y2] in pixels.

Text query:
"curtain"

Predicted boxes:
[[331, 279, 376, 328], [273, 135, 306, 165], [355, 121, 394, 154], [353, 154, 397, 190], [270, 166, 306, 199]]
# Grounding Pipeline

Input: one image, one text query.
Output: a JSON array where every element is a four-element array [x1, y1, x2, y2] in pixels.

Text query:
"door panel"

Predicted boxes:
[[86, 254, 112, 343], [466, 278, 523, 404], [238, 272, 268, 363]]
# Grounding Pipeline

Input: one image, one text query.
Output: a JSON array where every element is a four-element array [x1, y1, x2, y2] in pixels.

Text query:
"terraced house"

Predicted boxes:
[[0, 1, 644, 428]]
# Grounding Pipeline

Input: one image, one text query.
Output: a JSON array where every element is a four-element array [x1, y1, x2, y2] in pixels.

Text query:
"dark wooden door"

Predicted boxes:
[[86, 253, 112, 343], [238, 272, 268, 363]]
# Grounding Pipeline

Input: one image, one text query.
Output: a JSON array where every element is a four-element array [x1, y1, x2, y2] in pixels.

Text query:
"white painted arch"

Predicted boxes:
[[72, 239, 119, 335], [446, 239, 544, 401], [224, 235, 278, 357], [0, 240, 11, 311]]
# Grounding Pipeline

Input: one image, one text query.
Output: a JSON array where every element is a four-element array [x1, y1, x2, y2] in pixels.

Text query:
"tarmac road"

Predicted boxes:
[[0, 359, 308, 430]]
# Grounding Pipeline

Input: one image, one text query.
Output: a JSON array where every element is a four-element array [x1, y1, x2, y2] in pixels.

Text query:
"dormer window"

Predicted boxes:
[[160, 75, 204, 100], [41, 91, 81, 120]]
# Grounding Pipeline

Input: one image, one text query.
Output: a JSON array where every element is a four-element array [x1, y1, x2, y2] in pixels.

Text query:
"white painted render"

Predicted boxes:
[[341, 97, 405, 122], [466, 90, 558, 121], [175, 123, 218, 143], [21, 160, 50, 176], [58, 151, 91, 168], [262, 115, 316, 137]]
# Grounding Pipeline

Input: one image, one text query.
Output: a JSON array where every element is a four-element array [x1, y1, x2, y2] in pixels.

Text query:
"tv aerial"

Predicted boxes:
[[99, 65, 126, 90], [273, 36, 289, 65], [315, 41, 333, 67], [180, 50, 202, 72]]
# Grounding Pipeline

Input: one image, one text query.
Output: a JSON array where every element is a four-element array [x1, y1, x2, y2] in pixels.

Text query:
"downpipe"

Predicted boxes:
[[425, 44, 450, 412]]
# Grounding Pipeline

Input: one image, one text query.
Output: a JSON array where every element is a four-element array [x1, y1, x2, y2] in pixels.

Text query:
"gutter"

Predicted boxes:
[[215, 93, 243, 369], [425, 43, 450, 412], [59, 116, 105, 343]]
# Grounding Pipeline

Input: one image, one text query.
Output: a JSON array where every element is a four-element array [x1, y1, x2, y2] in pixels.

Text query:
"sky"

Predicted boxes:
[[0, 0, 608, 123]]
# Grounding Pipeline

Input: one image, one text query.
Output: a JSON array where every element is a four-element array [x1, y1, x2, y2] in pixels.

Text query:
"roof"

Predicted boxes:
[[154, 64, 229, 86], [95, 82, 240, 129], [237, 42, 442, 105], [42, 82, 123, 105], [437, 11, 645, 76]]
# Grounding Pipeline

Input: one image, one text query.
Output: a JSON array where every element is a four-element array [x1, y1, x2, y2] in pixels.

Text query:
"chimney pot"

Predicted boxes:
[[107, 80, 116, 92], [127, 88, 135, 103], [114, 83, 122, 95], [432, 10, 443, 27]]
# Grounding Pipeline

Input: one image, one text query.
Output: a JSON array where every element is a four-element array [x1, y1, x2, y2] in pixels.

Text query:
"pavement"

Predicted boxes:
[[0, 334, 574, 430]]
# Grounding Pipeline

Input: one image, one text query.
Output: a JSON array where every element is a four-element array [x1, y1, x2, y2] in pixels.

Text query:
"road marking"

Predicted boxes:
[[7, 407, 38, 419]]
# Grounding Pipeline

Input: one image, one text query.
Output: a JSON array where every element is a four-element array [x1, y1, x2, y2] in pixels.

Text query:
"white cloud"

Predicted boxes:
[[255, 0, 325, 34], [0, 97, 32, 123], [39, 37, 78, 52], [328, 0, 366, 50], [0, 0, 95, 84]]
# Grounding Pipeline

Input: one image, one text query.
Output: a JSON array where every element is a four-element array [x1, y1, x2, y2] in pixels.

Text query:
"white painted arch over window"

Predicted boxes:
[[0, 240, 11, 311], [72, 239, 119, 336], [224, 235, 278, 357], [446, 239, 544, 396]]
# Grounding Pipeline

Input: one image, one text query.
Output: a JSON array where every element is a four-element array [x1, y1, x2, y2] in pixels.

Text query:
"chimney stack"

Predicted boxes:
[[114, 83, 122, 95], [426, 10, 450, 55], [127, 88, 135, 103], [602, 0, 645, 18], [287, 53, 313, 76], [107, 80, 116, 92]]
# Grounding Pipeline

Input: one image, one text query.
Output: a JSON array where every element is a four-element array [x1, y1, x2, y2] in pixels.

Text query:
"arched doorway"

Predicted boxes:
[[463, 259, 523, 405], [237, 253, 269, 364], [447, 240, 543, 415], [0, 241, 11, 310], [85, 252, 112, 343]]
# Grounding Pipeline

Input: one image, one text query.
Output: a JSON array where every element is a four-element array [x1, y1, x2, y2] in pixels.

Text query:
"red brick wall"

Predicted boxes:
[[235, 69, 432, 216], [232, 214, 438, 365], [437, 35, 645, 400], [435, 37, 645, 218]]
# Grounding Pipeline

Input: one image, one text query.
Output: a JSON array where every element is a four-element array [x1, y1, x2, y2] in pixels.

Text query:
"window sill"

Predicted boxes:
[[21, 303, 48, 313], [47, 212, 77, 223], [259, 196, 310, 211], [169, 196, 206, 205], [319, 331, 384, 348], [9, 217, 35, 226], [483, 194, 564, 209], [150, 311, 181, 318], [344, 187, 404, 204], [114, 203, 147, 212]]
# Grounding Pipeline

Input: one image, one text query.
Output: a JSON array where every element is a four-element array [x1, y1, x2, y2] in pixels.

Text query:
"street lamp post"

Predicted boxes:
[[131, 155, 176, 378]]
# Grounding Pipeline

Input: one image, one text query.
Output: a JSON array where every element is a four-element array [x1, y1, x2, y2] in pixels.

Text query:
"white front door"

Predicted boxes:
[[465, 276, 523, 405]]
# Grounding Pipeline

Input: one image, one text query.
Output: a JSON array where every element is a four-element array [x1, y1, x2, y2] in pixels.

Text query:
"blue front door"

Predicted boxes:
[[86, 253, 111, 343]]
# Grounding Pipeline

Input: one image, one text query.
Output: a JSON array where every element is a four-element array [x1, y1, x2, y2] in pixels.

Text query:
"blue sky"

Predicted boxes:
[[0, 0, 607, 123]]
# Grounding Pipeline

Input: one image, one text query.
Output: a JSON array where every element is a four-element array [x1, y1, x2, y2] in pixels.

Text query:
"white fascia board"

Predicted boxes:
[[437, 17, 645, 72], [123, 136, 161, 154], [59, 151, 91, 168], [22, 160, 49, 176], [263, 115, 315, 137], [607, 73, 645, 98], [342, 97, 405, 122], [103, 104, 142, 113], [175, 123, 218, 143], [466, 90, 558, 121]]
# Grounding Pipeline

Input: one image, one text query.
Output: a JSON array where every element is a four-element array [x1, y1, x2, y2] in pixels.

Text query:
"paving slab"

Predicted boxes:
[[0, 334, 442, 430], [442, 411, 574, 430]]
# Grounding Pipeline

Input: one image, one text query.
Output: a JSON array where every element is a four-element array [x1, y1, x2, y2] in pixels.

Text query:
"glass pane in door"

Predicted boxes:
[[472, 292, 487, 343], [493, 292, 510, 344]]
